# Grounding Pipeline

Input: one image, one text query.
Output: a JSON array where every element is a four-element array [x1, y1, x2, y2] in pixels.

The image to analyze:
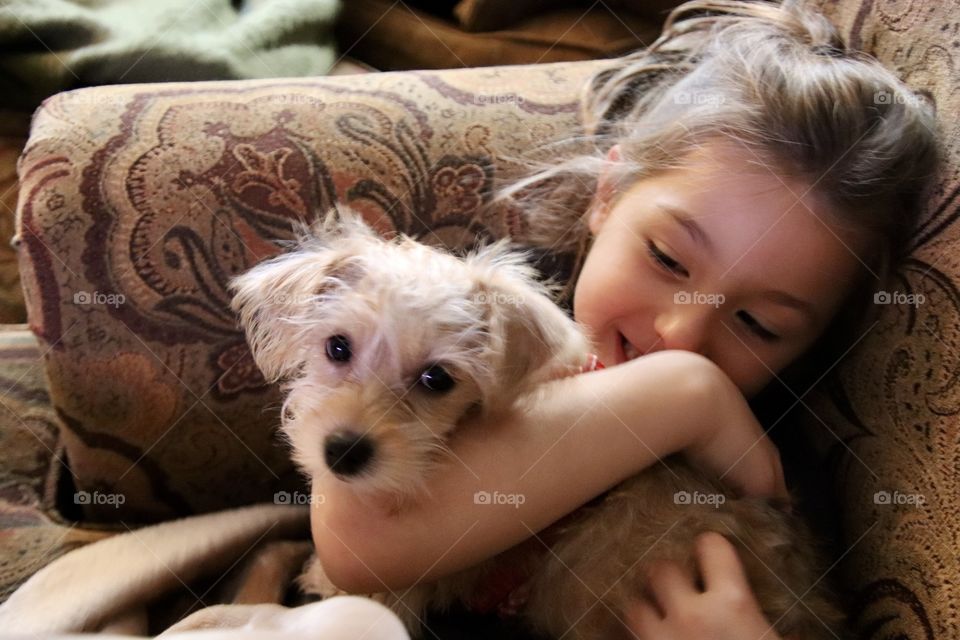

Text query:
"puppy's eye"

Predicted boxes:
[[418, 364, 455, 393], [325, 335, 352, 363]]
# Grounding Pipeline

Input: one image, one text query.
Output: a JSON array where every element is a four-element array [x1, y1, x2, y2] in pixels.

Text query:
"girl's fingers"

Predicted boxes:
[[647, 560, 697, 612], [695, 531, 751, 593], [623, 597, 664, 639]]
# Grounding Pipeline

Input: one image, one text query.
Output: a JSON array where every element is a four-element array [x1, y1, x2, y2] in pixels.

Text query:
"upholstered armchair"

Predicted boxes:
[[1, 0, 957, 637]]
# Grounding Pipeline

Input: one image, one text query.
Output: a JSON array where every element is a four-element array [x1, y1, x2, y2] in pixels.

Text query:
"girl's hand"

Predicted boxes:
[[674, 354, 790, 505], [623, 531, 786, 640]]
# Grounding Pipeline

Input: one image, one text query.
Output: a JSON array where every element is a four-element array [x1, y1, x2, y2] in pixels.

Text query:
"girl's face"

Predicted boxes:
[[573, 140, 868, 399]]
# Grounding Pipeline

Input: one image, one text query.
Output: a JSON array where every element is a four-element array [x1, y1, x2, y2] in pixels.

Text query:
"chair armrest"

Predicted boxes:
[[14, 61, 606, 522]]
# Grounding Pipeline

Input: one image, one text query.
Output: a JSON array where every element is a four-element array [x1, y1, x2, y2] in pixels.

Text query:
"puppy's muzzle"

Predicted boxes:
[[324, 430, 376, 476]]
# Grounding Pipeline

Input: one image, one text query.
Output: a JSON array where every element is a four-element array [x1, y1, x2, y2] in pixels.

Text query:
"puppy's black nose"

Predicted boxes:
[[324, 430, 375, 476]]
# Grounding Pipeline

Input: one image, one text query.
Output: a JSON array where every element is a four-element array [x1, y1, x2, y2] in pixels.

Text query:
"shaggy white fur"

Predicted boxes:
[[229, 206, 845, 640]]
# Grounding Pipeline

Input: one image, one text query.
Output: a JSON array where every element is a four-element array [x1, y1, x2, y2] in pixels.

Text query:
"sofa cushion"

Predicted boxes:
[[452, 0, 557, 32], [451, 0, 681, 32], [0, 326, 121, 602], [336, 0, 662, 69]]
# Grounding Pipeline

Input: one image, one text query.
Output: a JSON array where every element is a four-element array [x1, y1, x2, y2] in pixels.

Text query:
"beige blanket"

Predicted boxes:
[[0, 503, 408, 639]]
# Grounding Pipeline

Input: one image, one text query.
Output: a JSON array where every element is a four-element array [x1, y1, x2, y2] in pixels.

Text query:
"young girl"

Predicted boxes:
[[311, 1, 940, 638]]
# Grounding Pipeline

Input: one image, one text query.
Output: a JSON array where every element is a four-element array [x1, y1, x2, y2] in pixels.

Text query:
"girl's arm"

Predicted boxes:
[[311, 350, 786, 594]]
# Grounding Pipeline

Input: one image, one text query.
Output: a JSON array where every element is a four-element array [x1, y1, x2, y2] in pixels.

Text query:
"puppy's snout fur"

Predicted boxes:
[[324, 430, 376, 477]]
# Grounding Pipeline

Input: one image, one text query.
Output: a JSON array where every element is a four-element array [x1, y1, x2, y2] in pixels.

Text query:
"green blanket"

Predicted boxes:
[[0, 0, 342, 111]]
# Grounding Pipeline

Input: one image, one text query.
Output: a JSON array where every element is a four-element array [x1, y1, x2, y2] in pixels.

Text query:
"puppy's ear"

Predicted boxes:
[[468, 242, 591, 403], [293, 204, 379, 248], [481, 281, 589, 397], [228, 241, 366, 383]]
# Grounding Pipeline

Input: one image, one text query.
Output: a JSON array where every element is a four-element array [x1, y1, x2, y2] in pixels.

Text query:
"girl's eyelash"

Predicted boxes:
[[646, 240, 688, 277], [737, 310, 780, 342], [646, 239, 780, 342]]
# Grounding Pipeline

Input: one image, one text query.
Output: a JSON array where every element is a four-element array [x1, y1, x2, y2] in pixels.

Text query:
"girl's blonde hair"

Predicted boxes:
[[494, 0, 940, 399]]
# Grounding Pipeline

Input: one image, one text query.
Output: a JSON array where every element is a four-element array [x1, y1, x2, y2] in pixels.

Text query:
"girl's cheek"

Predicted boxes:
[[716, 345, 776, 399]]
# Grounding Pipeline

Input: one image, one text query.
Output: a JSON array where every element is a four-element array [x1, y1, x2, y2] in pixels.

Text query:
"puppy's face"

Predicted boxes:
[[229, 208, 589, 499]]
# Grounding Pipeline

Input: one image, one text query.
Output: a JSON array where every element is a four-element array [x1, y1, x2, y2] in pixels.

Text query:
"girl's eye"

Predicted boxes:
[[325, 334, 352, 362], [418, 364, 456, 393], [736, 311, 780, 342], [647, 240, 689, 277]]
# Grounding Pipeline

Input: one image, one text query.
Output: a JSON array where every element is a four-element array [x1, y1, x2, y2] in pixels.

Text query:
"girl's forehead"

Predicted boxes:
[[621, 141, 837, 243]]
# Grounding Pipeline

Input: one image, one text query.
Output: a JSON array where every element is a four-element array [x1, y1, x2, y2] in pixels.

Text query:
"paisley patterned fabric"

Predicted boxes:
[[0, 325, 120, 604], [4, 1, 959, 637], [14, 63, 603, 523], [791, 1, 960, 638]]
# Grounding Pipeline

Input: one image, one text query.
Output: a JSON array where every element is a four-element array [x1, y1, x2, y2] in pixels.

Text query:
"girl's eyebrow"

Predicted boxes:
[[659, 204, 714, 256], [757, 290, 819, 326], [659, 203, 818, 326]]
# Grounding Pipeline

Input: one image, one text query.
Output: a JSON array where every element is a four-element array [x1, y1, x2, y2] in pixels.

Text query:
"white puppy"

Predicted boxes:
[[229, 206, 845, 640]]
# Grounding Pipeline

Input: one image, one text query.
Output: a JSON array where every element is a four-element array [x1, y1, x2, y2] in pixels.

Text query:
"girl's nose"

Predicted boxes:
[[653, 306, 710, 355]]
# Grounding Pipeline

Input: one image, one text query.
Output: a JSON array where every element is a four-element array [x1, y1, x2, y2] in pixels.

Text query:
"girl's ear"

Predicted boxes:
[[588, 144, 622, 234]]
